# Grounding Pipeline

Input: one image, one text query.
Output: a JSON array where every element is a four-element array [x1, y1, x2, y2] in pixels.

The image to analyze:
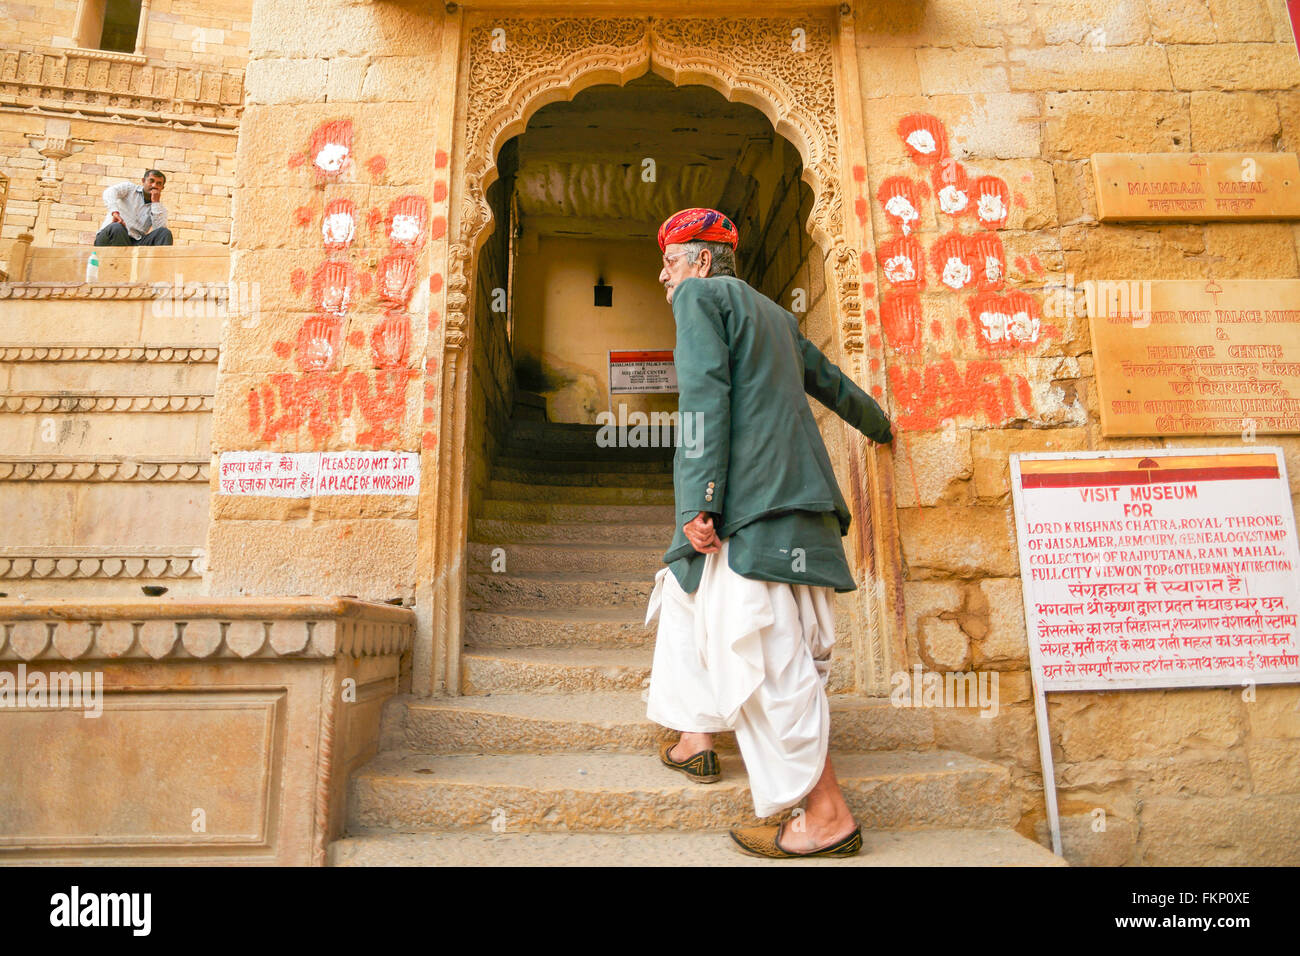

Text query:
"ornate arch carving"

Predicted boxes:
[[446, 15, 865, 364]]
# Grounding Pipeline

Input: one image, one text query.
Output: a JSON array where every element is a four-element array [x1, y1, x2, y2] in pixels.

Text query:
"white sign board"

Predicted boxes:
[[1010, 447, 1300, 692], [218, 451, 419, 496], [609, 349, 677, 394]]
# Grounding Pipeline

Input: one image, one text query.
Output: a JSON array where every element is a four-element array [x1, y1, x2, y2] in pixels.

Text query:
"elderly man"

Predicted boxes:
[[643, 207, 893, 859], [94, 169, 173, 246]]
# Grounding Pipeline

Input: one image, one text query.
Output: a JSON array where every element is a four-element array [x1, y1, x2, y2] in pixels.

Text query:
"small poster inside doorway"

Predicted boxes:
[[609, 350, 677, 394]]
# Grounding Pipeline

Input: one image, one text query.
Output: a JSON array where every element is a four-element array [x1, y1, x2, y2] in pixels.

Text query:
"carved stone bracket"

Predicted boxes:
[[0, 393, 212, 412], [0, 597, 414, 661], [0, 459, 209, 482], [0, 346, 219, 362], [0, 548, 203, 581]]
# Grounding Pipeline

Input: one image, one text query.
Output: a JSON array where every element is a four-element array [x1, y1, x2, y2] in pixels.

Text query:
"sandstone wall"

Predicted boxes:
[[206, 0, 445, 599], [856, 0, 1300, 863]]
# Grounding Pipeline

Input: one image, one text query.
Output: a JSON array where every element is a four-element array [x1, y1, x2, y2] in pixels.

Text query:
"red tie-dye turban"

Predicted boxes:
[[657, 207, 740, 251]]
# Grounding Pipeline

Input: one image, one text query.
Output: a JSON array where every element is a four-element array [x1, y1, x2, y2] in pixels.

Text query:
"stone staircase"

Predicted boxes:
[[332, 416, 1062, 865], [0, 246, 226, 599]]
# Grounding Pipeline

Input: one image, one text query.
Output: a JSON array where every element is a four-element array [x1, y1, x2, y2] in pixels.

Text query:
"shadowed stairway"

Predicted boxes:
[[330, 413, 1062, 866]]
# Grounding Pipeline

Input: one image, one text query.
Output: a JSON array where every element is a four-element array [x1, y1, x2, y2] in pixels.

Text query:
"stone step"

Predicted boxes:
[[466, 571, 654, 611], [512, 391, 547, 422], [0, 295, 224, 346], [489, 465, 674, 488], [0, 306, 221, 346], [487, 480, 674, 505], [464, 608, 654, 649], [467, 541, 663, 574], [329, 828, 1064, 866], [22, 245, 231, 284], [461, 646, 654, 695], [0, 575, 206, 600], [501, 421, 607, 445], [0, 479, 209, 549], [390, 693, 938, 756], [479, 499, 674, 524], [493, 455, 673, 475], [0, 409, 211, 457], [472, 518, 675, 545], [0, 358, 217, 394], [501, 440, 676, 463], [346, 749, 1018, 833], [0, 545, 205, 600]]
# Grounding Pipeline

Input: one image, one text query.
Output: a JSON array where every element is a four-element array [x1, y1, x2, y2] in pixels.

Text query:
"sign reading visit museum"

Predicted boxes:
[[1010, 448, 1300, 692]]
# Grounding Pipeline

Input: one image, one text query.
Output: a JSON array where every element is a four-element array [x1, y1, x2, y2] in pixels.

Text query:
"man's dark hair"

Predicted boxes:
[[143, 169, 166, 183]]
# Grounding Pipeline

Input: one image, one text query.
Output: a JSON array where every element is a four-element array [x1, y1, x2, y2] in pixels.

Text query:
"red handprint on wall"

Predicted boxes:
[[868, 113, 1044, 430]]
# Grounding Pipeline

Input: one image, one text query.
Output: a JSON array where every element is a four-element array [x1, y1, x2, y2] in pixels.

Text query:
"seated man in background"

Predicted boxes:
[[94, 169, 173, 246]]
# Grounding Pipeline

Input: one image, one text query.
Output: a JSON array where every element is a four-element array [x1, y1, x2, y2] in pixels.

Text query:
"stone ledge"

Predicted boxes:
[[0, 345, 220, 362], [60, 47, 148, 66], [0, 596, 414, 661], [10, 245, 232, 285], [0, 393, 213, 412], [0, 597, 408, 864], [0, 284, 229, 302], [0, 458, 209, 481], [0, 547, 203, 581]]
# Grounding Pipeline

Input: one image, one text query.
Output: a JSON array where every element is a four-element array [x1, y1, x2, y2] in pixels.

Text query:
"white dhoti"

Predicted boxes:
[[644, 538, 837, 818]]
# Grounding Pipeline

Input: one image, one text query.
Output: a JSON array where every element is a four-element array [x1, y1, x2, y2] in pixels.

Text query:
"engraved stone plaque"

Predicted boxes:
[[1087, 279, 1300, 437], [1093, 153, 1300, 221]]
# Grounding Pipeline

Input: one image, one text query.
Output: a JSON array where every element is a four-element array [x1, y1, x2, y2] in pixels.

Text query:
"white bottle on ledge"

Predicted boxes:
[[85, 250, 100, 283]]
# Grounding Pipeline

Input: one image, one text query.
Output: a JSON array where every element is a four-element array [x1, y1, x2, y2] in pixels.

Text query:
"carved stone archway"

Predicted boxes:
[[421, 10, 906, 697]]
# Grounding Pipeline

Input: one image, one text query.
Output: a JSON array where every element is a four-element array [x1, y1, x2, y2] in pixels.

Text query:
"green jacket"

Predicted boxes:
[[663, 275, 892, 593]]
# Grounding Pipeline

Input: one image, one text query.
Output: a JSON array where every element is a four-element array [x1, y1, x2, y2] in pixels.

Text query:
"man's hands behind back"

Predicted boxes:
[[684, 511, 721, 553]]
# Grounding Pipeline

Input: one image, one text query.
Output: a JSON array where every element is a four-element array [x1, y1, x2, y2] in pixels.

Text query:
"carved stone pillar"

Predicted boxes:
[[27, 120, 86, 246], [32, 141, 71, 246], [134, 0, 152, 56]]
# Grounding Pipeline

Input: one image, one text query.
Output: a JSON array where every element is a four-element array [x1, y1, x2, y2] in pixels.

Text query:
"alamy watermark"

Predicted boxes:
[[50, 886, 150, 935], [596, 404, 704, 458], [890, 665, 999, 718], [150, 275, 262, 326], [1041, 274, 1153, 328], [0, 664, 103, 718]]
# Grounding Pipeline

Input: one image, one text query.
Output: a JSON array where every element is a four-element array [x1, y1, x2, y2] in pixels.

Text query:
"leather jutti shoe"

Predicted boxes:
[[729, 819, 863, 859], [659, 740, 721, 783]]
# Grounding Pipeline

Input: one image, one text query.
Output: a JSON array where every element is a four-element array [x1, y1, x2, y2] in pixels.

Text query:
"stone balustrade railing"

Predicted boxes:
[[0, 597, 414, 661], [0, 47, 243, 128]]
